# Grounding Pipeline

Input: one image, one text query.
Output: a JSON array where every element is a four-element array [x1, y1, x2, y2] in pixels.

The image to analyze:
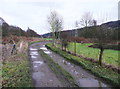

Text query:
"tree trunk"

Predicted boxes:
[[65, 47, 66, 51], [99, 46, 104, 66], [52, 32, 55, 46], [74, 42, 76, 55], [62, 43, 63, 50]]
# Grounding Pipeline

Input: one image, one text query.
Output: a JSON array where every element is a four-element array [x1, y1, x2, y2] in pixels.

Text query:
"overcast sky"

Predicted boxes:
[[0, 0, 119, 35]]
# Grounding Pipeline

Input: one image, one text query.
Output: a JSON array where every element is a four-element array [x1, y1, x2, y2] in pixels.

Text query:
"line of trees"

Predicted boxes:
[[74, 12, 119, 66], [47, 11, 119, 66]]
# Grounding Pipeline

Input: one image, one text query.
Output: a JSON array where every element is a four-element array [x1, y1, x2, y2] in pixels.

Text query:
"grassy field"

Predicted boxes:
[[67, 42, 119, 67], [2, 52, 33, 87], [46, 43, 120, 87], [42, 38, 52, 41]]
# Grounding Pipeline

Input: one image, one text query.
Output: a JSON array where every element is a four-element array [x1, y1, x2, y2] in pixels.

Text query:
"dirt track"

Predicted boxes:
[[29, 42, 63, 87], [29, 42, 113, 88]]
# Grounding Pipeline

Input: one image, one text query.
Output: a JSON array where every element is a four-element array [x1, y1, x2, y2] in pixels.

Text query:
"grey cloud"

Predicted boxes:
[[19, 1, 64, 9], [118, 1, 120, 20]]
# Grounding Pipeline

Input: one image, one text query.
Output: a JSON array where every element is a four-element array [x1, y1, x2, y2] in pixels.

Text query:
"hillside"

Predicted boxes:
[[0, 17, 40, 37], [41, 29, 75, 38], [101, 20, 120, 28], [42, 20, 120, 38], [0, 17, 5, 26]]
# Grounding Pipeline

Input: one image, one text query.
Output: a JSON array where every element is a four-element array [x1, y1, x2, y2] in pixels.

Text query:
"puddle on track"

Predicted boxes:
[[32, 61, 44, 69], [40, 46, 51, 54], [33, 61, 44, 65], [29, 43, 63, 87], [33, 72, 45, 80], [78, 78, 108, 87], [43, 47, 112, 88], [30, 48, 38, 51], [40, 47, 48, 50], [43, 51, 51, 54], [30, 51, 39, 55], [34, 65, 38, 68], [31, 55, 37, 58]]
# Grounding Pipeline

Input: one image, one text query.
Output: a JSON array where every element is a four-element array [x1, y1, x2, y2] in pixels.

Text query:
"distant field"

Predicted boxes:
[[67, 43, 119, 67], [42, 38, 52, 40]]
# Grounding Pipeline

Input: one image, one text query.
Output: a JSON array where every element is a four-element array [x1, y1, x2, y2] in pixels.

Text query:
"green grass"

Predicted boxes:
[[29, 41, 42, 45], [2, 52, 33, 87], [39, 49, 78, 87], [67, 42, 119, 67], [46, 43, 120, 87], [0, 61, 2, 87], [42, 38, 52, 41]]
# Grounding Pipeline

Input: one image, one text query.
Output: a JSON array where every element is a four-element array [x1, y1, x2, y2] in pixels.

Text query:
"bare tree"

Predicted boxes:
[[75, 21, 79, 37], [79, 17, 112, 66], [80, 12, 93, 27], [60, 32, 69, 51], [73, 21, 79, 55], [91, 19, 97, 26], [47, 11, 63, 46], [93, 25, 112, 66]]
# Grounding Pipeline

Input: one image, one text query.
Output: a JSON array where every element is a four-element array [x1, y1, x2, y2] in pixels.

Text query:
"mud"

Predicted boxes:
[[29, 42, 113, 88], [41, 45, 113, 88], [29, 42, 63, 87]]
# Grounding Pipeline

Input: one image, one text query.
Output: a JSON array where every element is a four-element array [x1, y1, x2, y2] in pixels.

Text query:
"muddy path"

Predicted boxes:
[[44, 47, 113, 88], [29, 42, 63, 87], [29, 42, 113, 88]]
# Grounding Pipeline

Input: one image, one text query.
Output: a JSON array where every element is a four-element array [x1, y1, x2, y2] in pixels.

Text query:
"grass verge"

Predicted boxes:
[[46, 43, 120, 87], [2, 51, 33, 87], [67, 42, 119, 67], [42, 38, 52, 41], [28, 41, 42, 45], [39, 49, 78, 87]]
